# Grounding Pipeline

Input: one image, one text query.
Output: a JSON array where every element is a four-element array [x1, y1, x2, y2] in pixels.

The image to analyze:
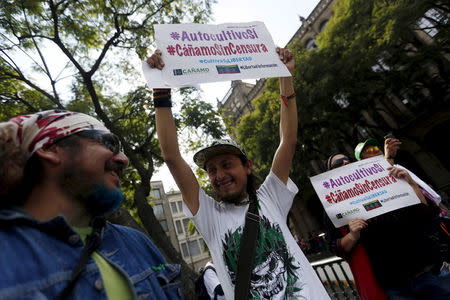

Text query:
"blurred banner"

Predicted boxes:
[[310, 156, 421, 228], [142, 21, 291, 88]]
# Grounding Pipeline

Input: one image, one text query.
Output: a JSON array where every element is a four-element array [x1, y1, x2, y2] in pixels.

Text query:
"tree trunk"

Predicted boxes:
[[132, 185, 198, 299]]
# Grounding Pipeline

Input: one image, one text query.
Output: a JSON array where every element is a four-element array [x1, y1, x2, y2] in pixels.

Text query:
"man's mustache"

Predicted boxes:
[[105, 161, 125, 177]]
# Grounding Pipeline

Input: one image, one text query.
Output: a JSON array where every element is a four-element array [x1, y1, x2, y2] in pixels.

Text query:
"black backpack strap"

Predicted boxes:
[[235, 194, 259, 300], [56, 217, 105, 300]]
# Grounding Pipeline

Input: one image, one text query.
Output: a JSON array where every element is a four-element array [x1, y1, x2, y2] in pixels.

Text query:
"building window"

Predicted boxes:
[[181, 240, 202, 258], [159, 220, 168, 232], [319, 19, 328, 32], [188, 240, 201, 256], [177, 201, 183, 212], [181, 242, 189, 258], [175, 220, 183, 234], [150, 189, 161, 200], [171, 202, 178, 214], [305, 38, 317, 50], [417, 8, 447, 37], [417, 15, 438, 37], [182, 218, 190, 233], [199, 238, 208, 253], [153, 203, 164, 217]]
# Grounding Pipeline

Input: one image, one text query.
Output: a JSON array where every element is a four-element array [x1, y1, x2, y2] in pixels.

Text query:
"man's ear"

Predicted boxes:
[[245, 159, 253, 175], [35, 145, 64, 165]]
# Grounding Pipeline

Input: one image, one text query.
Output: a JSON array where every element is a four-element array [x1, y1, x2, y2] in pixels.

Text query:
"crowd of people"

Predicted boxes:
[[0, 46, 448, 300]]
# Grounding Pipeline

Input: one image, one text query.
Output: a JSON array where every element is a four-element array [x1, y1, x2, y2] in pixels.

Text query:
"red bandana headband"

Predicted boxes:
[[2, 110, 108, 159]]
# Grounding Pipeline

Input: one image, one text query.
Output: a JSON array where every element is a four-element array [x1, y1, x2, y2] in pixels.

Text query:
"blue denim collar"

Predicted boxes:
[[0, 207, 39, 222], [0, 207, 105, 245]]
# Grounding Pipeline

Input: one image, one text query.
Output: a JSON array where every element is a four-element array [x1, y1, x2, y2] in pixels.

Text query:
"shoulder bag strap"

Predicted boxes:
[[235, 194, 259, 300], [56, 217, 105, 300]]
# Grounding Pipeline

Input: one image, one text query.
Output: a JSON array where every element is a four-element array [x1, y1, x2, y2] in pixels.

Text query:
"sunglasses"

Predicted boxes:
[[363, 146, 381, 154], [330, 156, 350, 169], [75, 130, 122, 154]]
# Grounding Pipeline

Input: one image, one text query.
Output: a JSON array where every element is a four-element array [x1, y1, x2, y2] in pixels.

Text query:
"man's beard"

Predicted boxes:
[[213, 185, 248, 204], [61, 163, 124, 216]]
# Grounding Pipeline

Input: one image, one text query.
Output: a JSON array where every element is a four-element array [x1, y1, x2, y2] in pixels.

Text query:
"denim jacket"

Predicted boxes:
[[0, 208, 183, 300]]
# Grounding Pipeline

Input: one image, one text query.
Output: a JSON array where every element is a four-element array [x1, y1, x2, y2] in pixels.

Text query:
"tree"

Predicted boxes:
[[232, 0, 449, 230], [0, 0, 223, 298]]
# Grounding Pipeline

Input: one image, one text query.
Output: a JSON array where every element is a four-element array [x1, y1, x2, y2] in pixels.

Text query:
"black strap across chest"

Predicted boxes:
[[235, 193, 259, 300]]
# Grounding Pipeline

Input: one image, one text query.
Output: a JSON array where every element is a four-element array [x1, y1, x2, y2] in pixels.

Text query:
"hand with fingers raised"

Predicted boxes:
[[348, 218, 368, 241], [146, 49, 165, 70]]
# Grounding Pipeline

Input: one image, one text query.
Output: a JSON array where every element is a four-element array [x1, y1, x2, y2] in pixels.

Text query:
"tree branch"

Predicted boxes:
[[21, 3, 62, 106], [87, 16, 122, 76], [48, 0, 87, 74], [3, 71, 64, 109]]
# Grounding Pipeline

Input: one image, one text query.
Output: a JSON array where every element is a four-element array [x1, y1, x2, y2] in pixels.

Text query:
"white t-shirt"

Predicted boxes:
[[184, 171, 330, 299]]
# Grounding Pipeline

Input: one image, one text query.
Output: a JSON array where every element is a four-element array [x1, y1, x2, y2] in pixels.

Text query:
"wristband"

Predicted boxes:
[[281, 92, 296, 107], [153, 89, 172, 108]]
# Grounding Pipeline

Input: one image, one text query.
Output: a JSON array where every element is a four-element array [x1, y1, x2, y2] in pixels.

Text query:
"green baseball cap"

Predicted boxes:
[[193, 139, 247, 170], [354, 138, 379, 161]]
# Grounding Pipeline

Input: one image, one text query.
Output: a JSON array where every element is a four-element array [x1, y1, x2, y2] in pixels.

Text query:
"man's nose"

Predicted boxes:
[[113, 151, 129, 168], [215, 168, 226, 180]]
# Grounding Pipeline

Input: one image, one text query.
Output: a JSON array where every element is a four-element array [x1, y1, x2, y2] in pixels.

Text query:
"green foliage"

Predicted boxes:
[[187, 219, 197, 236], [195, 167, 215, 196], [179, 87, 225, 152], [237, 78, 280, 178]]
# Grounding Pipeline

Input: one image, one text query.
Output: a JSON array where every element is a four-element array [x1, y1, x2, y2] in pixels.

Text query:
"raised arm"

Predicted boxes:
[[271, 48, 298, 184], [147, 51, 200, 215], [384, 137, 401, 165]]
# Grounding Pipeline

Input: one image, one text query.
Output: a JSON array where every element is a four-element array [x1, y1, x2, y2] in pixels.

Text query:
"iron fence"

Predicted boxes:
[[311, 256, 360, 300]]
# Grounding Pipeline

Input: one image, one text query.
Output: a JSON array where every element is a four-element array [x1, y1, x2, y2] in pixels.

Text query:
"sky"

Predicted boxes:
[[151, 0, 321, 192]]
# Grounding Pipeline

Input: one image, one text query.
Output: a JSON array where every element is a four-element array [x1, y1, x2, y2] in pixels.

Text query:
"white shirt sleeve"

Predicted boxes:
[[182, 188, 222, 243], [257, 171, 299, 219]]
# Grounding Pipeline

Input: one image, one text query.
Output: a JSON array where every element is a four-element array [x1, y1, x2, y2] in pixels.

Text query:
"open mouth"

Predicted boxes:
[[215, 178, 235, 190]]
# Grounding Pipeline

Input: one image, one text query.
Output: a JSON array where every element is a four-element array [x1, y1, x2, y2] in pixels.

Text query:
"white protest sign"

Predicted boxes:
[[310, 156, 421, 228], [142, 22, 291, 88]]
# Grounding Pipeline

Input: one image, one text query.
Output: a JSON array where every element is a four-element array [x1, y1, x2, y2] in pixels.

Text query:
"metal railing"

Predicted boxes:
[[311, 256, 360, 300]]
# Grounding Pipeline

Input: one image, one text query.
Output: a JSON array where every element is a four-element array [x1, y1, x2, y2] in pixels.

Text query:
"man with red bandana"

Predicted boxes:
[[0, 110, 182, 299], [148, 48, 329, 299]]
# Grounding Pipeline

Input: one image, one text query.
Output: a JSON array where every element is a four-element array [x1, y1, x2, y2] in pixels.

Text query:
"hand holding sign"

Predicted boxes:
[[147, 50, 165, 70], [276, 47, 295, 74], [310, 156, 421, 228], [348, 218, 368, 240]]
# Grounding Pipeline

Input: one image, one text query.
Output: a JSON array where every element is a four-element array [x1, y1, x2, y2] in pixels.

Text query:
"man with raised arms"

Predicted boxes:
[[147, 48, 329, 299]]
